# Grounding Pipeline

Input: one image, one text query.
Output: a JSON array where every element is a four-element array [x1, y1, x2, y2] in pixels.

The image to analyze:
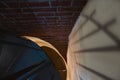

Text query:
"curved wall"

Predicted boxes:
[[67, 0, 120, 80]]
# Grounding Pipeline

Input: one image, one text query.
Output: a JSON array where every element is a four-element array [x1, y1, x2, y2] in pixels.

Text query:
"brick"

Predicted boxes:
[[4, 2, 49, 8], [28, 2, 49, 7], [21, 13, 35, 17], [23, 8, 56, 12], [16, 17, 44, 21], [57, 18, 71, 22], [16, 17, 37, 21], [72, 0, 87, 6], [37, 13, 54, 16], [0, 8, 21, 14], [6, 24, 40, 28], [20, 23, 41, 26], [46, 22, 57, 25], [37, 17, 45, 20], [0, 15, 4, 19], [58, 7, 83, 12], [5, 13, 35, 17], [45, 19, 57, 22], [60, 16, 77, 19], [51, 1, 70, 7], [19, 20, 41, 23], [73, 12, 79, 15], [45, 17, 59, 20], [6, 2, 28, 8], [0, 3, 8, 8], [55, 12, 73, 16], [45, 21, 57, 25]]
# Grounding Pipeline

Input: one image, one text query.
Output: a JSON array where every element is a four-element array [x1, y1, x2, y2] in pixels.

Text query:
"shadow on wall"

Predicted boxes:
[[67, 0, 120, 80]]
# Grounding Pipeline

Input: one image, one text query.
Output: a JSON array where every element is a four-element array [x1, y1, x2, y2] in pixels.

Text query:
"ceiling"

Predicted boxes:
[[0, 0, 87, 60]]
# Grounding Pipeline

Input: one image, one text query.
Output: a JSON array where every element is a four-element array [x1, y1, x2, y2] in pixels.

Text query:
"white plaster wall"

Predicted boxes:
[[67, 0, 120, 80]]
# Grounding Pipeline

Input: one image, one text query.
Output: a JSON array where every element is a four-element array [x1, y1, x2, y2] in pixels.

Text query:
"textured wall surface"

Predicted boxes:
[[67, 0, 120, 80], [0, 0, 87, 60]]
